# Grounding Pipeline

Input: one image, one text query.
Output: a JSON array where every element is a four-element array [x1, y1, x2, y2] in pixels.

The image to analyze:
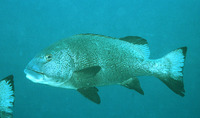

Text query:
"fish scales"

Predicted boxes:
[[64, 35, 145, 86], [24, 33, 187, 104]]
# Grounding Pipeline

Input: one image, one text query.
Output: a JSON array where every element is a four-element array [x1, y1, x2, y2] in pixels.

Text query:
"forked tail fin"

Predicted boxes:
[[155, 47, 187, 97]]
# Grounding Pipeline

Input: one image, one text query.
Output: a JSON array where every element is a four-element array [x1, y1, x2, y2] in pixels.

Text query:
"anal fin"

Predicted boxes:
[[77, 87, 101, 104], [121, 77, 144, 95]]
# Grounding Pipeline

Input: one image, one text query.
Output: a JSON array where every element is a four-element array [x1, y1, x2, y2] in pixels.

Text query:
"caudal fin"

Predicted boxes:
[[0, 75, 14, 117], [156, 47, 187, 97]]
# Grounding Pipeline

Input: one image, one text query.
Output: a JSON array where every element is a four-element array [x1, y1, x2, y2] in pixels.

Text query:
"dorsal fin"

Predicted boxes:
[[78, 33, 117, 40], [120, 36, 150, 59], [120, 36, 147, 45], [76, 34, 150, 58]]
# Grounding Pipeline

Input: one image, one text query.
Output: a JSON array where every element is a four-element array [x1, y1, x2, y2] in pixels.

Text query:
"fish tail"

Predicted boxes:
[[154, 47, 187, 97], [0, 75, 15, 115]]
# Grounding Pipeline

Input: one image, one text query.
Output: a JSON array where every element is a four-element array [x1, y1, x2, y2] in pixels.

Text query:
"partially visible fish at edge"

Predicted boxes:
[[0, 75, 14, 118], [24, 33, 187, 104]]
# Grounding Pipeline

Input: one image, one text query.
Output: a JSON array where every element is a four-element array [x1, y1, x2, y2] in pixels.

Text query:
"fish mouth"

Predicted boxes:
[[24, 68, 44, 83]]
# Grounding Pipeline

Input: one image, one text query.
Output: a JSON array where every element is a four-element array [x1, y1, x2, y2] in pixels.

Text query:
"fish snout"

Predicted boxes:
[[25, 58, 44, 73], [24, 60, 44, 83], [24, 68, 44, 83]]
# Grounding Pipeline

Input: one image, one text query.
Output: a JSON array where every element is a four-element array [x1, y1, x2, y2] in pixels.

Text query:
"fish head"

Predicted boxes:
[[24, 45, 74, 87]]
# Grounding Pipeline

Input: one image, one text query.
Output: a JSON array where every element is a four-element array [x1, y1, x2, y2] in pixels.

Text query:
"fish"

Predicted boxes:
[[0, 75, 14, 118], [24, 33, 187, 104]]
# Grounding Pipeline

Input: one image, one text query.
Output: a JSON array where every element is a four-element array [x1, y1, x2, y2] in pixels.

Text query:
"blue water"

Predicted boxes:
[[0, 0, 200, 118]]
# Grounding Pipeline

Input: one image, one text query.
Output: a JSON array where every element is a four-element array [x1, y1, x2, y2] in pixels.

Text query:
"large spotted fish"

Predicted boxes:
[[24, 34, 187, 104]]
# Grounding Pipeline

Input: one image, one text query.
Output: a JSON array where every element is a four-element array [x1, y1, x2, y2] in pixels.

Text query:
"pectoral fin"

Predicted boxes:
[[73, 66, 101, 79], [77, 87, 101, 104], [121, 77, 144, 95]]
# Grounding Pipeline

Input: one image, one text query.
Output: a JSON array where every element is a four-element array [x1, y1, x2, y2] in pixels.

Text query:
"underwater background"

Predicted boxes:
[[0, 0, 200, 118]]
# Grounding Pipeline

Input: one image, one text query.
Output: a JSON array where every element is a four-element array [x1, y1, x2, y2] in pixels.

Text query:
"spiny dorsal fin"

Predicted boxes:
[[77, 87, 101, 104], [121, 77, 144, 95], [120, 36, 150, 59], [78, 33, 117, 40]]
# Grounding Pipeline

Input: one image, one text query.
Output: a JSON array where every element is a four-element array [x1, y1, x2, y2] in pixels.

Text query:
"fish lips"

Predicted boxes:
[[24, 69, 44, 83]]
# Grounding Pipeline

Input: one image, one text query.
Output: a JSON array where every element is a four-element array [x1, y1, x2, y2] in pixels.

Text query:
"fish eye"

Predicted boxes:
[[45, 54, 52, 61]]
